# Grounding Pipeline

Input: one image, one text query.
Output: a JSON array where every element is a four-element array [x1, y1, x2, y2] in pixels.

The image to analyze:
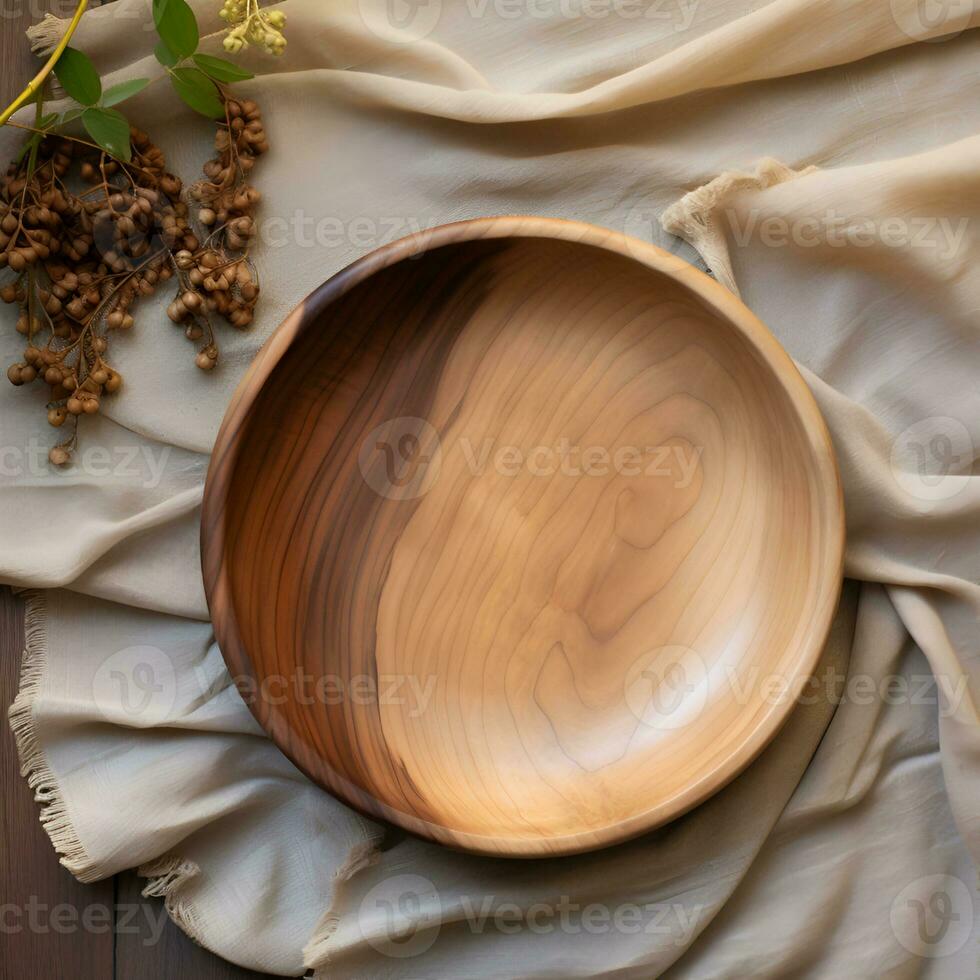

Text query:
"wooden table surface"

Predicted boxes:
[[0, 5, 278, 978]]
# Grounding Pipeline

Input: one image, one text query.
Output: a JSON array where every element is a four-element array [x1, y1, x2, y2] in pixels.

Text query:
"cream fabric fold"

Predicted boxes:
[[3, 0, 979, 975]]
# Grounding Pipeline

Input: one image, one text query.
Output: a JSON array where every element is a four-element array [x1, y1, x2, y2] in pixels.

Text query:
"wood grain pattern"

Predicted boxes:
[[202, 217, 844, 857]]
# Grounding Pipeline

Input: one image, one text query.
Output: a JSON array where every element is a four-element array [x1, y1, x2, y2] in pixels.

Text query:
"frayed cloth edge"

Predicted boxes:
[[7, 589, 99, 882], [303, 836, 383, 973], [661, 157, 818, 295]]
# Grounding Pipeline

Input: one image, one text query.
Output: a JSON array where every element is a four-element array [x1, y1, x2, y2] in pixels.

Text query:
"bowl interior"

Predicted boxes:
[[208, 225, 842, 855]]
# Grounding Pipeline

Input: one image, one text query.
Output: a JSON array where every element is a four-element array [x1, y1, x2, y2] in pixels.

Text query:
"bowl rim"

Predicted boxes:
[[201, 215, 845, 856]]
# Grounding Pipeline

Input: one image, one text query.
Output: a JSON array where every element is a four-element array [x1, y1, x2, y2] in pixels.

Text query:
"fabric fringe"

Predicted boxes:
[[303, 837, 382, 973], [26, 13, 68, 55], [7, 585, 379, 972], [138, 854, 208, 946], [26, 4, 224, 57], [661, 157, 817, 296], [9, 594, 207, 949], [7, 590, 99, 882], [24, 14, 72, 100]]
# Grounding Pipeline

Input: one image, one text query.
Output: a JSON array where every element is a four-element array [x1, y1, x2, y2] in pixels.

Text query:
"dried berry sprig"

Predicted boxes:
[[1, 0, 279, 468], [168, 95, 268, 366], [2, 91, 267, 464]]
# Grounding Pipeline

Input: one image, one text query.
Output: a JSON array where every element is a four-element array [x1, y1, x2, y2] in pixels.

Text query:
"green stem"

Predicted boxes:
[[25, 89, 45, 347], [0, 0, 89, 127], [27, 89, 43, 175]]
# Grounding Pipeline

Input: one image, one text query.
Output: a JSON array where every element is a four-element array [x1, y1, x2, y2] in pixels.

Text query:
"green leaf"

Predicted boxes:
[[53, 47, 102, 106], [169, 67, 224, 119], [37, 112, 59, 129], [102, 78, 151, 108], [192, 53, 254, 83], [82, 107, 132, 162], [60, 107, 85, 125], [154, 39, 180, 67], [152, 0, 199, 60]]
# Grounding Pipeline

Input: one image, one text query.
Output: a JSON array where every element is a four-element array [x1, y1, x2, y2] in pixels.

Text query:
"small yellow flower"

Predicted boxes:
[[218, 0, 287, 56]]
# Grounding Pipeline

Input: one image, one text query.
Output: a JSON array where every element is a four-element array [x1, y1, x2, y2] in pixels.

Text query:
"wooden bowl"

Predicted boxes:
[[202, 217, 844, 857]]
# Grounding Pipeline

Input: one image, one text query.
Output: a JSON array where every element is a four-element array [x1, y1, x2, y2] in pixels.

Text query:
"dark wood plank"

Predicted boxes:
[[0, 0, 82, 107], [114, 872, 282, 980], [0, 587, 116, 980], [3, 5, 279, 977], [2, 9, 115, 977], [1, 3, 116, 972]]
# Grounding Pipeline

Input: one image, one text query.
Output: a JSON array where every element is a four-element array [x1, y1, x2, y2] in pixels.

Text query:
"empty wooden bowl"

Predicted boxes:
[[202, 217, 844, 857]]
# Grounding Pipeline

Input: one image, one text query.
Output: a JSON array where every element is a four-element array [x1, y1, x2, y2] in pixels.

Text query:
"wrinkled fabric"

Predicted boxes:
[[2, 0, 978, 975]]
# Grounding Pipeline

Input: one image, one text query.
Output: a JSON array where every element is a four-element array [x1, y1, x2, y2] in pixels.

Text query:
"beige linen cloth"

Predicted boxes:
[[3, 0, 979, 975]]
